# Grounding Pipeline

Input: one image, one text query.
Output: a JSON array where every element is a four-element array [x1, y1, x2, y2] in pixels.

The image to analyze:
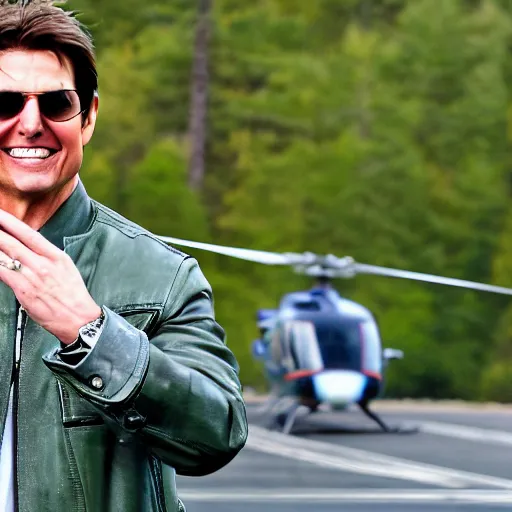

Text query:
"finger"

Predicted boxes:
[[0, 209, 61, 258], [0, 249, 26, 288], [0, 248, 19, 271], [0, 229, 40, 267], [0, 260, 41, 311]]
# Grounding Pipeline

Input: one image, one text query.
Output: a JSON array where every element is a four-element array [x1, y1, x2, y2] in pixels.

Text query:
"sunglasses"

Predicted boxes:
[[0, 89, 86, 122]]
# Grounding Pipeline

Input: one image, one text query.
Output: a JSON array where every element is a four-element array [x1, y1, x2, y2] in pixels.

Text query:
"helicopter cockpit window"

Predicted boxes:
[[314, 321, 362, 371]]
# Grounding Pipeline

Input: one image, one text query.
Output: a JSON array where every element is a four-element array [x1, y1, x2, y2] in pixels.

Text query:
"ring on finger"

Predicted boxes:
[[10, 259, 21, 271], [0, 259, 22, 271]]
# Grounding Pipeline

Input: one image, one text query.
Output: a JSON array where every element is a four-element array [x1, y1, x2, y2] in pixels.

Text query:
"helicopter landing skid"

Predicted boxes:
[[358, 402, 418, 434], [281, 402, 302, 435], [268, 401, 303, 435], [258, 394, 283, 417]]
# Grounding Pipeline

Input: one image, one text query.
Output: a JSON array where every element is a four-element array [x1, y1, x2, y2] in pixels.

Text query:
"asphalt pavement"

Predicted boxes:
[[176, 400, 512, 511]]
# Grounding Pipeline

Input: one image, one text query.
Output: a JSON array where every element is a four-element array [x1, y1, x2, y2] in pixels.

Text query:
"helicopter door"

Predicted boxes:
[[284, 320, 324, 377], [267, 327, 284, 375], [359, 319, 383, 379]]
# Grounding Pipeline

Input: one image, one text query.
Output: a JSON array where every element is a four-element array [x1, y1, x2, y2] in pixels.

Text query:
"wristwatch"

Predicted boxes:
[[78, 309, 105, 349]]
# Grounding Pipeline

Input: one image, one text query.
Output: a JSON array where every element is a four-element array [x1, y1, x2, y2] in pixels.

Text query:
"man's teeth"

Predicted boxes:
[[6, 148, 52, 159]]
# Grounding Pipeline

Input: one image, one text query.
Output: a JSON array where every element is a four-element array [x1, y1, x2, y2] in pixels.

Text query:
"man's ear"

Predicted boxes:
[[81, 91, 99, 147]]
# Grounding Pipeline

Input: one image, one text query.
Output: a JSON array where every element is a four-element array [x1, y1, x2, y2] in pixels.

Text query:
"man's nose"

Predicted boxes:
[[17, 96, 43, 139]]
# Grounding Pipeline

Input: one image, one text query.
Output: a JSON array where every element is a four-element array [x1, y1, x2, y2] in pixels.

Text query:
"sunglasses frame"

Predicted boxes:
[[0, 89, 87, 122]]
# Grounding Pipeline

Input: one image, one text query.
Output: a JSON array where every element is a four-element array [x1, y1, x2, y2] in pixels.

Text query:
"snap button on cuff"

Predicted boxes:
[[91, 376, 104, 390]]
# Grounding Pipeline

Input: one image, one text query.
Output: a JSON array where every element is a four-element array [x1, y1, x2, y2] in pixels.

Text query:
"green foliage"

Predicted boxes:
[[125, 139, 209, 240], [480, 362, 512, 403], [68, 0, 512, 400]]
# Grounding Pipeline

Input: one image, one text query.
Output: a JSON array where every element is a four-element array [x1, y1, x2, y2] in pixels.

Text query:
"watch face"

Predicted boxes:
[[80, 325, 98, 338], [80, 314, 104, 341]]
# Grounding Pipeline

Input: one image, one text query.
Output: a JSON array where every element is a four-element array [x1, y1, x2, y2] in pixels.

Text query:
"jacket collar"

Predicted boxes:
[[39, 179, 95, 250]]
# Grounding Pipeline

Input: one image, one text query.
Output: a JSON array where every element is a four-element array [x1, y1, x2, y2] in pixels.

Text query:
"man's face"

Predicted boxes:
[[0, 49, 97, 198]]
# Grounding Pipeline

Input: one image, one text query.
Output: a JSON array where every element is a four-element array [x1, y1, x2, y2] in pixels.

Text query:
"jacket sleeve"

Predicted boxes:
[[42, 256, 248, 476]]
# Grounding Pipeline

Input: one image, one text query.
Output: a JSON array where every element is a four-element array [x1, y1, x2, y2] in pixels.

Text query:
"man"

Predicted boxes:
[[0, 1, 248, 511]]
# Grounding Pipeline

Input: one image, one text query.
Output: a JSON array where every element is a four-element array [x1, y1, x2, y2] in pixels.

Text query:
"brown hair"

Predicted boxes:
[[0, 0, 97, 115]]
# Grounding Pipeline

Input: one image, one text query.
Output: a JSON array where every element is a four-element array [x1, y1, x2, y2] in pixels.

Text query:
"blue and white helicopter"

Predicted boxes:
[[158, 236, 512, 434]]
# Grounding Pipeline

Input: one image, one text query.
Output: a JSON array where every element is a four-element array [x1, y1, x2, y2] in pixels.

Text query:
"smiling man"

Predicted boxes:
[[0, 50, 87, 218], [0, 2, 247, 511]]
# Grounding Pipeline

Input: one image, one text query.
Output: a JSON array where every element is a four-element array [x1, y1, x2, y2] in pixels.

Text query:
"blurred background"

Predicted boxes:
[[65, 0, 512, 403]]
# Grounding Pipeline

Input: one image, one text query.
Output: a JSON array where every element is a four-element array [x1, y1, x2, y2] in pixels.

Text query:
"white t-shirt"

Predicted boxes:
[[0, 387, 14, 511]]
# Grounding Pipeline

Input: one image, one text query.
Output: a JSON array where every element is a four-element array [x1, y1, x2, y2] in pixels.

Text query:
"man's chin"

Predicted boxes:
[[1, 174, 67, 198]]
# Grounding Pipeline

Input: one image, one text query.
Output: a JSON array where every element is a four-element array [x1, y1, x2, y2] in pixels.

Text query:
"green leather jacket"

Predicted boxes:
[[0, 180, 248, 512]]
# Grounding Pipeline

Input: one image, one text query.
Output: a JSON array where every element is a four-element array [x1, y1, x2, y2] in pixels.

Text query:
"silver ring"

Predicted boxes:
[[0, 259, 22, 271], [1, 259, 22, 271], [10, 259, 21, 272]]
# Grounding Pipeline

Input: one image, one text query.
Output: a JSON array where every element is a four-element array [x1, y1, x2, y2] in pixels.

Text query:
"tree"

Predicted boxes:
[[188, 0, 213, 191]]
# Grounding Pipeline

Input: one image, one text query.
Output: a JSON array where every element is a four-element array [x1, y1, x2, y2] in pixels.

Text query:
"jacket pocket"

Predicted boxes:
[[113, 306, 161, 337], [57, 378, 105, 427]]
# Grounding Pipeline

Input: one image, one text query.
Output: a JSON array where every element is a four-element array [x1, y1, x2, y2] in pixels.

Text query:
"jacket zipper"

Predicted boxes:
[[12, 304, 26, 512], [149, 456, 168, 512]]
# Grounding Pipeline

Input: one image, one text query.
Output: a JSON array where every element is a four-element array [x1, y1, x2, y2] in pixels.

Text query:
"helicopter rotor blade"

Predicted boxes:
[[156, 235, 512, 296], [156, 236, 294, 265], [351, 263, 512, 296]]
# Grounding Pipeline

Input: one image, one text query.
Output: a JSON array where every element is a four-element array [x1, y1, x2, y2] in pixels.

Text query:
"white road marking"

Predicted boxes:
[[246, 425, 512, 489], [178, 488, 512, 504], [418, 421, 512, 447]]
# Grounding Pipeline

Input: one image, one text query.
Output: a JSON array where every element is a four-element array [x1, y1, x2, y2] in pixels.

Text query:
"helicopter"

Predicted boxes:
[[155, 235, 512, 435]]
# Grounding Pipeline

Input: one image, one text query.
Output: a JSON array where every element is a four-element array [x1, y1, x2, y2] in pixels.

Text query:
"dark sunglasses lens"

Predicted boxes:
[[0, 92, 25, 121], [39, 90, 81, 122]]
